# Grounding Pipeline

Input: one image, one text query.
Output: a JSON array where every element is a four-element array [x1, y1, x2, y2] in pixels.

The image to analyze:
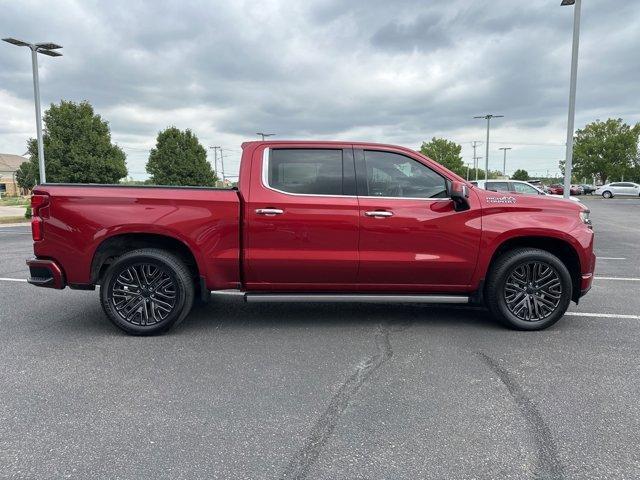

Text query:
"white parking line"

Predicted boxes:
[[595, 276, 640, 282], [566, 312, 640, 320], [1, 276, 637, 322], [596, 257, 626, 260]]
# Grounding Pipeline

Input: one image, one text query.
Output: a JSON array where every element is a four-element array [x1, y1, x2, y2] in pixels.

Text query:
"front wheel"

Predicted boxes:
[[100, 248, 194, 335], [485, 248, 572, 330], [602, 190, 613, 199]]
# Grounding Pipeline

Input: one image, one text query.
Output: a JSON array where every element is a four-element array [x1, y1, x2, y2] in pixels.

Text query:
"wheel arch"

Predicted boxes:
[[91, 233, 200, 285], [486, 236, 582, 303]]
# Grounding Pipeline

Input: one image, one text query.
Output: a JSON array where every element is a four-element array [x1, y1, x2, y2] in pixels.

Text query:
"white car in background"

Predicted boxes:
[[595, 182, 640, 198], [472, 180, 581, 202]]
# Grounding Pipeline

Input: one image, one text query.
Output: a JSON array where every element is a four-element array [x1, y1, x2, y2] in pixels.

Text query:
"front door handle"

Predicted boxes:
[[365, 210, 393, 218], [256, 208, 284, 216]]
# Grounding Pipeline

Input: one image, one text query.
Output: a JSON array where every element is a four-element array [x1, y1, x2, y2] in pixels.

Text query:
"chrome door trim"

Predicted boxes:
[[261, 147, 452, 202], [261, 147, 352, 199]]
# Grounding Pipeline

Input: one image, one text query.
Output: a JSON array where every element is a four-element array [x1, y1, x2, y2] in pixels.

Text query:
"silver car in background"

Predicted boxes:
[[595, 182, 640, 198], [472, 180, 581, 202]]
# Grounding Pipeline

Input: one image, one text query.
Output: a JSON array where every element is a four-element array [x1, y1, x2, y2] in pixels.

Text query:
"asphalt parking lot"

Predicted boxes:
[[1, 197, 639, 479]]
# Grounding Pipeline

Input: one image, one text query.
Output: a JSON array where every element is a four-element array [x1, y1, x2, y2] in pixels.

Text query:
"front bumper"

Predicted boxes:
[[26, 258, 66, 289], [579, 252, 597, 297], [580, 273, 593, 296]]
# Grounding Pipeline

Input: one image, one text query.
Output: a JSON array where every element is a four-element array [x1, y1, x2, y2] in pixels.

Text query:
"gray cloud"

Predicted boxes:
[[1, 0, 639, 179]]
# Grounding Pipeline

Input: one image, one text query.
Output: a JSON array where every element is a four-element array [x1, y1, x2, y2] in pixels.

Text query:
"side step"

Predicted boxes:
[[210, 290, 469, 304]]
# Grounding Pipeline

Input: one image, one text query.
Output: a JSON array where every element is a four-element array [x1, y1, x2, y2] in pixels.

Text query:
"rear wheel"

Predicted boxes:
[[602, 190, 613, 199], [100, 248, 194, 335], [485, 248, 572, 330]]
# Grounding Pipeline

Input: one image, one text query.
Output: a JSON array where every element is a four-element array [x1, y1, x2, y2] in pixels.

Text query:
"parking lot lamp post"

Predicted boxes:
[[499, 147, 512, 176], [561, 0, 582, 199], [474, 114, 503, 180], [2, 38, 63, 184], [257, 132, 275, 141]]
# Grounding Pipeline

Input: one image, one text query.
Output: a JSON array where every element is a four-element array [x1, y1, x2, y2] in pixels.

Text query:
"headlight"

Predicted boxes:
[[579, 209, 592, 228]]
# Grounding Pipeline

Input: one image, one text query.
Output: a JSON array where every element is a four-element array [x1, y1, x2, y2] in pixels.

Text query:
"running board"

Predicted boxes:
[[211, 290, 469, 304]]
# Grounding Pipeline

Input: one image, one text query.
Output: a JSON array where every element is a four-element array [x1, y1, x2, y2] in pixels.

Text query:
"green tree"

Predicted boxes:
[[146, 127, 217, 186], [511, 169, 529, 181], [25, 100, 127, 184], [15, 161, 37, 191], [419, 137, 465, 176], [571, 118, 640, 184]]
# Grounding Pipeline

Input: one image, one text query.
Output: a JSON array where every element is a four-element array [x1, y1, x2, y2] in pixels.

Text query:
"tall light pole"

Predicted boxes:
[[474, 114, 503, 180], [498, 147, 512, 176], [3, 38, 63, 184], [561, 0, 582, 199], [256, 132, 275, 141]]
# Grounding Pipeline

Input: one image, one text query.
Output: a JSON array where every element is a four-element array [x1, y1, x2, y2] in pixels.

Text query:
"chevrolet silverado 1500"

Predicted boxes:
[[26, 141, 595, 334]]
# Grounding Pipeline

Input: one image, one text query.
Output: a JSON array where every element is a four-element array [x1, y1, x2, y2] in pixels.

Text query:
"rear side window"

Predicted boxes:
[[362, 150, 447, 198], [513, 183, 538, 195], [485, 182, 510, 192], [268, 149, 351, 195]]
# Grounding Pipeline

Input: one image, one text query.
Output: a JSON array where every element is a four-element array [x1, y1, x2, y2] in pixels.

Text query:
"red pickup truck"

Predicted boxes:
[[27, 141, 595, 335]]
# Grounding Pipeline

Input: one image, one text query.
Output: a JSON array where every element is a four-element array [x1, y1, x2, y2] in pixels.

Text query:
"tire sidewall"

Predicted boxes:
[[489, 250, 572, 330], [100, 252, 188, 335], [603, 191, 612, 198]]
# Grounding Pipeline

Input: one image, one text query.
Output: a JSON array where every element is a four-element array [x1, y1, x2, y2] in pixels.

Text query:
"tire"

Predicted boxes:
[[100, 248, 195, 335], [485, 248, 572, 331], [602, 190, 613, 199]]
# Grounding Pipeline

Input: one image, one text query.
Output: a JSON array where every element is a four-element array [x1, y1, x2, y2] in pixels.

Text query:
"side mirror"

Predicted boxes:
[[450, 180, 470, 212]]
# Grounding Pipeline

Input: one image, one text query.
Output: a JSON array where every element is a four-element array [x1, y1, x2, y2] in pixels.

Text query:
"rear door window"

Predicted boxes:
[[268, 149, 353, 195]]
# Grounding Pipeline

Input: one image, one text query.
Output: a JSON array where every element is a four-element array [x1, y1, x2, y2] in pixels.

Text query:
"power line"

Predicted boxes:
[[209, 146, 224, 182], [471, 140, 482, 181]]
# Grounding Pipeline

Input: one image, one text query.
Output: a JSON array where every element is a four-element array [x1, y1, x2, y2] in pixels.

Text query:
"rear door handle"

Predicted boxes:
[[256, 208, 284, 216], [365, 210, 393, 218]]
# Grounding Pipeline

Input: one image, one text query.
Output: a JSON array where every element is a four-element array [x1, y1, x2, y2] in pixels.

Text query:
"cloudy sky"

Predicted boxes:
[[1, 0, 639, 180]]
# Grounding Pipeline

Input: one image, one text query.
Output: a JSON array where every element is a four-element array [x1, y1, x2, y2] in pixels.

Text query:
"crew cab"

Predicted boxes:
[[26, 141, 595, 334]]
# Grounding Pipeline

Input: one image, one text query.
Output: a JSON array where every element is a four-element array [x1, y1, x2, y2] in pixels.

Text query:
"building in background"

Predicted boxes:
[[0, 154, 27, 196]]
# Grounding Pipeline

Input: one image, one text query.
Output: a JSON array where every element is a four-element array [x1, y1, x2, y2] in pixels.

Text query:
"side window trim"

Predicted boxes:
[[354, 149, 450, 201], [261, 147, 356, 197], [342, 147, 357, 196]]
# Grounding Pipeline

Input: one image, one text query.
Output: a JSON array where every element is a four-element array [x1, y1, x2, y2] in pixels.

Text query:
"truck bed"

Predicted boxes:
[[32, 184, 242, 290]]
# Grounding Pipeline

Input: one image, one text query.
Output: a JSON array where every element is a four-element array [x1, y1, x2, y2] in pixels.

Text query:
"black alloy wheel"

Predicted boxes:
[[110, 263, 177, 326], [503, 261, 562, 322], [485, 248, 572, 330], [100, 248, 194, 335]]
